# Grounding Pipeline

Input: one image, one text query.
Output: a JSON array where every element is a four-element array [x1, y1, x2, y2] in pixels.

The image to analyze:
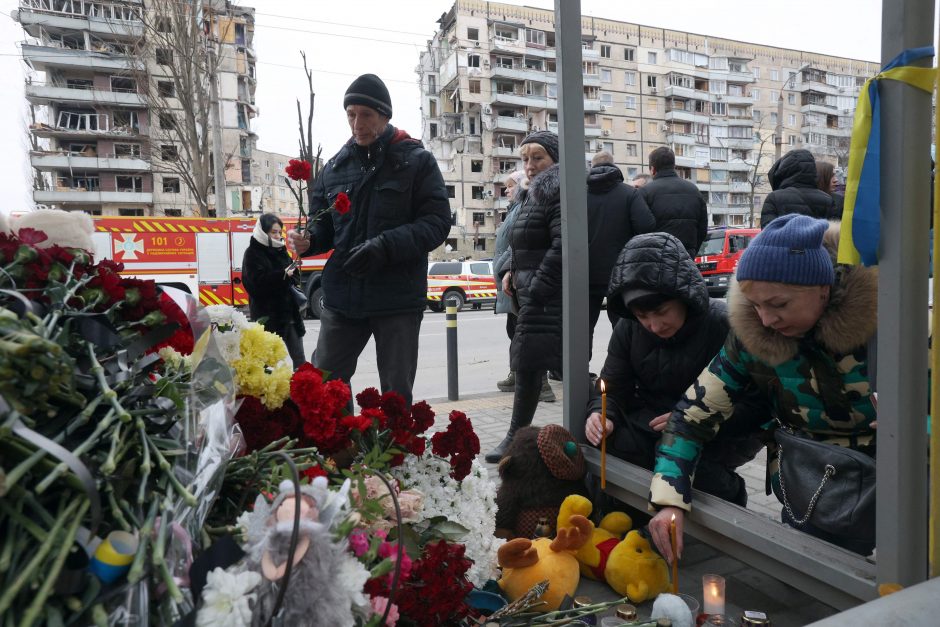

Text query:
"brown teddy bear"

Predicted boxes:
[[495, 424, 590, 539]]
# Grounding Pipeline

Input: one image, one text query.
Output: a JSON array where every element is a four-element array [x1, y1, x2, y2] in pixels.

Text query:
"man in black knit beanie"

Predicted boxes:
[[290, 73, 450, 406]]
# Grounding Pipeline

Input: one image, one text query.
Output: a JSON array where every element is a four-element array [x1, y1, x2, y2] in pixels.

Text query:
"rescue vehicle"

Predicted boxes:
[[90, 216, 331, 317], [426, 259, 498, 311], [694, 226, 759, 295]]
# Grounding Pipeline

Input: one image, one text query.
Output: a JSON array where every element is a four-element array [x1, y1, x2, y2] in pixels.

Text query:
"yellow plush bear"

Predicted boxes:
[[497, 515, 592, 611], [557, 495, 670, 604]]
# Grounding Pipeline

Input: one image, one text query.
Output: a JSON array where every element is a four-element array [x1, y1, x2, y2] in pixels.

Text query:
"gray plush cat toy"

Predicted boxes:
[[242, 477, 365, 626]]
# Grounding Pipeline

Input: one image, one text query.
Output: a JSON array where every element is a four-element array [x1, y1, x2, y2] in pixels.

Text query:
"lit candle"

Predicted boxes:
[[670, 513, 679, 594], [599, 378, 607, 490], [702, 574, 725, 615]]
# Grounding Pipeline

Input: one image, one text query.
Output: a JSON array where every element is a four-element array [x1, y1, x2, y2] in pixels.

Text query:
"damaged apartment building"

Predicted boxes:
[[15, 0, 295, 217], [418, 0, 875, 259]]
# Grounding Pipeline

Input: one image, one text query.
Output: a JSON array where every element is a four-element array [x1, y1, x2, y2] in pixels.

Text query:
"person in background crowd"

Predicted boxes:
[[586, 151, 655, 359], [584, 232, 764, 506], [631, 173, 652, 188], [816, 160, 845, 221], [289, 73, 450, 406], [759, 149, 834, 227], [647, 215, 877, 558], [641, 147, 708, 259], [242, 214, 306, 368], [485, 131, 563, 463], [493, 171, 555, 402]]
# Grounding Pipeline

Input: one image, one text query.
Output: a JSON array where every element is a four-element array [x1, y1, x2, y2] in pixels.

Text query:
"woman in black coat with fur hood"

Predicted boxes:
[[242, 213, 306, 368], [485, 131, 563, 463]]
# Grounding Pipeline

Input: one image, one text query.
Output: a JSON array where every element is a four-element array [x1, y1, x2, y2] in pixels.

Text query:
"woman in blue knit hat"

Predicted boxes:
[[645, 214, 878, 556]]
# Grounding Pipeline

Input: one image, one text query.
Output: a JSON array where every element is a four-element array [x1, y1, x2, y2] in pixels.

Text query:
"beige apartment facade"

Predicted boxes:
[[417, 0, 876, 259]]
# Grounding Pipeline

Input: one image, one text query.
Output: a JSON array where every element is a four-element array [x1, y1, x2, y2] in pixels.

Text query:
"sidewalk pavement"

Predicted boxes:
[[426, 381, 838, 626]]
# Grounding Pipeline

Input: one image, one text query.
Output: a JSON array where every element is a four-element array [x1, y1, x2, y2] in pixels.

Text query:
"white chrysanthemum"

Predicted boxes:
[[196, 567, 261, 627], [205, 305, 250, 333], [337, 550, 372, 609], [213, 329, 242, 365], [392, 451, 503, 586]]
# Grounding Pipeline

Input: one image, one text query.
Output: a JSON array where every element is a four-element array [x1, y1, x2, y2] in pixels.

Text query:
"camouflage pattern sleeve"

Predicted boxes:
[[649, 337, 753, 511]]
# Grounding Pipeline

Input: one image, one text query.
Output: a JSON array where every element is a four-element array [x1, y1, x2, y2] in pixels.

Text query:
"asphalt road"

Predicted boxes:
[[301, 308, 615, 402]]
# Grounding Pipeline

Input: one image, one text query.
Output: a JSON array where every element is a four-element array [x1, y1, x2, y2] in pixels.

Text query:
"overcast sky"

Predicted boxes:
[[0, 0, 887, 214]]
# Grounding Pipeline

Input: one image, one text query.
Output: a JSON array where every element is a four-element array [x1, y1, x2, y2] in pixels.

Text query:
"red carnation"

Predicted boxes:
[[333, 192, 351, 215], [411, 401, 435, 432], [356, 387, 382, 410], [285, 158, 313, 181], [16, 227, 48, 246], [340, 413, 373, 433], [302, 464, 328, 482]]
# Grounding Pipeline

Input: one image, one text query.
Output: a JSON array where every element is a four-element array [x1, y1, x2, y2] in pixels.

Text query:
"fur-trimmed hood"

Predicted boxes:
[[728, 222, 878, 366], [528, 163, 561, 206]]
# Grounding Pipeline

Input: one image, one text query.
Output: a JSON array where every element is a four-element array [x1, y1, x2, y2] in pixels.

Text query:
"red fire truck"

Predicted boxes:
[[90, 216, 330, 317], [694, 227, 759, 295]]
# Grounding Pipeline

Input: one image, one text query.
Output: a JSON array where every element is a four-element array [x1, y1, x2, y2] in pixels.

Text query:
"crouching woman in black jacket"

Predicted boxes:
[[242, 214, 306, 368], [584, 232, 764, 505]]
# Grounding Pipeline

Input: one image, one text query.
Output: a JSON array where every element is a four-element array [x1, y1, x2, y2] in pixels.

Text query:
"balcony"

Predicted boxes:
[[21, 43, 144, 72], [801, 124, 852, 138], [665, 132, 696, 145], [797, 80, 839, 95], [490, 65, 550, 84], [727, 116, 755, 126], [581, 47, 600, 60], [675, 155, 696, 168], [665, 109, 709, 124], [14, 2, 143, 41], [800, 102, 838, 116], [584, 125, 602, 138], [30, 152, 150, 172], [34, 189, 152, 204], [727, 70, 756, 84], [716, 94, 752, 105], [493, 90, 555, 109], [582, 73, 601, 87], [723, 137, 755, 149], [726, 159, 753, 172], [547, 121, 559, 133], [664, 84, 696, 100], [491, 115, 529, 132], [25, 83, 146, 108], [492, 146, 518, 157], [523, 45, 556, 60], [492, 36, 526, 55], [730, 181, 752, 193], [584, 99, 601, 112]]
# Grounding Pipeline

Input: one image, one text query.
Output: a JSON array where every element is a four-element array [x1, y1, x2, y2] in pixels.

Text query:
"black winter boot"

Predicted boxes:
[[484, 370, 541, 463]]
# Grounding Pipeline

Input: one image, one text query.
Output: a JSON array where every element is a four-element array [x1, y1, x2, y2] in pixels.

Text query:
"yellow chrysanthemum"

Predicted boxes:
[[231, 323, 291, 409]]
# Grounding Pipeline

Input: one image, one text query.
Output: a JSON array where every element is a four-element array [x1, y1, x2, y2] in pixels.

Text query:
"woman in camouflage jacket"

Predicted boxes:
[[647, 215, 877, 556]]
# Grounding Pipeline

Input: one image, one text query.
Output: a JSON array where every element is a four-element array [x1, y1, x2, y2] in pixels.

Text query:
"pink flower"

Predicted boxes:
[[370, 596, 399, 626], [348, 530, 369, 557]]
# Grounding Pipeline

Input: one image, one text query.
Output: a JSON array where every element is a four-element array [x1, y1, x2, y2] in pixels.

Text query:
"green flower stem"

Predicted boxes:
[[104, 486, 131, 532], [127, 498, 159, 584], [65, 395, 105, 436], [15, 487, 56, 528], [98, 421, 124, 476], [136, 419, 151, 505], [20, 500, 89, 627], [0, 499, 47, 543], [117, 498, 142, 530], [151, 502, 183, 603], [146, 435, 196, 507], [36, 408, 117, 494], [87, 344, 131, 423], [0, 498, 81, 617]]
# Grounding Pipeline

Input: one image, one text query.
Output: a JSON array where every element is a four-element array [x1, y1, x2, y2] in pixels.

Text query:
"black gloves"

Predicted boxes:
[[342, 236, 388, 277]]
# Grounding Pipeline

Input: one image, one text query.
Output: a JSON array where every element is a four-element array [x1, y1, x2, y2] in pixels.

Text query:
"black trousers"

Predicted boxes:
[[511, 369, 543, 428], [264, 319, 306, 370], [313, 307, 423, 406]]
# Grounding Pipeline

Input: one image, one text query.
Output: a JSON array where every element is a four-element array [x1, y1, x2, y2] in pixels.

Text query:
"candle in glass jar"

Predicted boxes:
[[702, 574, 726, 615], [599, 379, 607, 490]]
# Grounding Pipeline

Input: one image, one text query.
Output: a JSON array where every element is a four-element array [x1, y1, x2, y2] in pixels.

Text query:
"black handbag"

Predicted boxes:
[[288, 283, 308, 312], [774, 425, 875, 544]]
